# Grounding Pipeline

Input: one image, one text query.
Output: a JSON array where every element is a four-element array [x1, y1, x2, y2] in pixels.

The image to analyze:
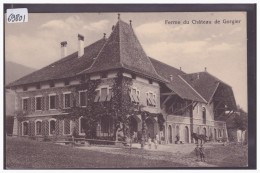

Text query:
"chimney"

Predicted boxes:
[[170, 75, 173, 81], [60, 41, 67, 59], [205, 67, 207, 72], [129, 20, 132, 26], [197, 73, 200, 79], [179, 67, 182, 71], [78, 34, 84, 58]]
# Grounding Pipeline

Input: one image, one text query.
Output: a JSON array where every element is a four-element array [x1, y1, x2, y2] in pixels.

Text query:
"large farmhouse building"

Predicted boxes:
[[7, 16, 237, 144]]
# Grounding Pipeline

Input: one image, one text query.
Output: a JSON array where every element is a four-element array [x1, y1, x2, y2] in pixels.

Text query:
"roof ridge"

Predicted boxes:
[[127, 25, 168, 82], [178, 75, 207, 103], [77, 36, 112, 75], [182, 71, 232, 88], [149, 57, 186, 74]]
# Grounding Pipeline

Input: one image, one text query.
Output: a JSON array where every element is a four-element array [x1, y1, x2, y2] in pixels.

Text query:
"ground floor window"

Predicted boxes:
[[97, 116, 113, 137], [63, 119, 71, 135], [49, 119, 56, 135], [22, 121, 29, 136], [35, 120, 42, 135], [79, 117, 86, 134]]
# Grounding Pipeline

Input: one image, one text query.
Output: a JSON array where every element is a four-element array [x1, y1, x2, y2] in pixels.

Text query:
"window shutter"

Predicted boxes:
[[27, 98, 31, 112], [55, 95, 59, 109], [46, 96, 49, 110], [70, 93, 73, 107], [41, 96, 45, 111], [31, 97, 35, 111], [60, 94, 63, 108]]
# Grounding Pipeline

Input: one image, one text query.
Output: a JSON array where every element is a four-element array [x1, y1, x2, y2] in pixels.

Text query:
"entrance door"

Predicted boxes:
[[214, 129, 217, 141], [203, 127, 207, 136], [168, 125, 173, 143], [184, 126, 189, 143], [146, 118, 155, 139]]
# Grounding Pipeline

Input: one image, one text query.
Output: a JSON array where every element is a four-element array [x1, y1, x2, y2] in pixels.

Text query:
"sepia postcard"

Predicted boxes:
[[4, 4, 256, 169]]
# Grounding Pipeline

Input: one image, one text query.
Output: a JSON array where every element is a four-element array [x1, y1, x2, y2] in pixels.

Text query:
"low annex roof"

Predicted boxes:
[[149, 58, 206, 103], [7, 38, 107, 87]]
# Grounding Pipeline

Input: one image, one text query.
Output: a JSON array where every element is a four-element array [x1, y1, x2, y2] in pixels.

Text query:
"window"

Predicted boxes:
[[64, 80, 70, 86], [100, 88, 108, 102], [64, 93, 71, 108], [130, 87, 140, 104], [202, 107, 206, 124], [101, 116, 109, 133], [49, 95, 56, 110], [94, 90, 100, 102], [22, 121, 29, 136], [35, 96, 42, 111], [63, 119, 71, 135], [22, 98, 29, 111], [146, 92, 156, 107], [79, 91, 86, 107], [80, 75, 86, 83], [49, 119, 56, 135], [101, 73, 107, 79], [50, 81, 55, 88], [149, 79, 153, 84], [23, 86, 27, 91], [107, 88, 112, 101], [131, 74, 136, 79], [35, 120, 42, 135], [94, 87, 112, 102], [36, 84, 41, 89], [79, 117, 86, 135]]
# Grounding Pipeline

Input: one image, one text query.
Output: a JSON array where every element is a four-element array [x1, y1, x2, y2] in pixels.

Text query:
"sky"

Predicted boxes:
[[5, 12, 247, 111]]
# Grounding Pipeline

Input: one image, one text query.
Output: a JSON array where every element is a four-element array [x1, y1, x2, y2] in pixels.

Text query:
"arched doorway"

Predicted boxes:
[[197, 127, 200, 134], [214, 128, 217, 141], [168, 125, 173, 143], [202, 107, 206, 124], [129, 116, 138, 134], [184, 126, 189, 143], [175, 125, 180, 142], [146, 118, 155, 139], [203, 127, 207, 136]]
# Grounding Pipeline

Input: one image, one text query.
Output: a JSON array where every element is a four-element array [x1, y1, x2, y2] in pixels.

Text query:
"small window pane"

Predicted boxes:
[[50, 95, 56, 109], [36, 97, 42, 110]]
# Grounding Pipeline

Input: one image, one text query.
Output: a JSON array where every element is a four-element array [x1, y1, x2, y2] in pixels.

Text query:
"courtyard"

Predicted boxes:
[[5, 136, 248, 168]]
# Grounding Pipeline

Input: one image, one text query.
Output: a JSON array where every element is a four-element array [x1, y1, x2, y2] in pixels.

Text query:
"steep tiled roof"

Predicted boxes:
[[7, 39, 107, 87], [149, 58, 206, 103], [180, 72, 236, 109], [180, 72, 223, 102], [79, 20, 166, 82]]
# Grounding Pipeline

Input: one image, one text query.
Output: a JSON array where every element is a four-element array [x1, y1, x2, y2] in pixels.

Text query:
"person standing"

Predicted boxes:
[[199, 144, 206, 162], [148, 137, 152, 149], [154, 138, 158, 149], [194, 144, 200, 161]]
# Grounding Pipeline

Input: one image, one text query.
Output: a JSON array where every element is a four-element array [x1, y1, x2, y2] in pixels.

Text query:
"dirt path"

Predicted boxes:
[[77, 144, 217, 167]]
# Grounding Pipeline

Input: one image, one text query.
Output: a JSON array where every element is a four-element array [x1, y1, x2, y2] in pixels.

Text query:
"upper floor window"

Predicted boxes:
[[22, 121, 29, 136], [146, 92, 156, 107], [23, 86, 27, 91], [131, 74, 136, 79], [63, 92, 71, 108], [49, 94, 56, 110], [35, 96, 42, 111], [35, 120, 42, 135], [101, 73, 107, 79], [22, 98, 29, 111], [64, 80, 70, 86], [94, 87, 112, 102], [50, 81, 55, 88], [79, 91, 87, 107], [202, 107, 206, 124], [36, 83, 41, 90], [130, 87, 140, 104]]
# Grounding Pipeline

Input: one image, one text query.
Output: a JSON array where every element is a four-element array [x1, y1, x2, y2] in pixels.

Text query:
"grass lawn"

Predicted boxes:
[[5, 137, 185, 169]]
